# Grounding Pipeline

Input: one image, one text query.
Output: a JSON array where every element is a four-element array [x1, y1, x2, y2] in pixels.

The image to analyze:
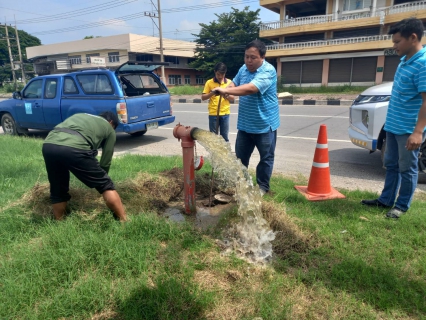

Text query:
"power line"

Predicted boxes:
[[5, 0, 137, 24], [0, 3, 151, 31], [9, 0, 257, 36]]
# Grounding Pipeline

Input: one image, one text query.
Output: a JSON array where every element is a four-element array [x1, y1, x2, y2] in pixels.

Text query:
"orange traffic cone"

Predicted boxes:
[[295, 124, 345, 201]]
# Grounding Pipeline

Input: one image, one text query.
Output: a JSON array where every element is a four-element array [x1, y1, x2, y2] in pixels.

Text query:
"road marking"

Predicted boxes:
[[284, 115, 348, 118], [159, 127, 351, 142], [173, 111, 348, 118]]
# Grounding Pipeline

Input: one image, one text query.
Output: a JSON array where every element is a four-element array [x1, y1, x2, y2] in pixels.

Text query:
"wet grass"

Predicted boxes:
[[1, 134, 426, 319], [169, 85, 203, 96]]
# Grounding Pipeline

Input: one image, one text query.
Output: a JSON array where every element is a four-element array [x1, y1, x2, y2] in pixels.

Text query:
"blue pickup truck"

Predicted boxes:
[[0, 62, 175, 136]]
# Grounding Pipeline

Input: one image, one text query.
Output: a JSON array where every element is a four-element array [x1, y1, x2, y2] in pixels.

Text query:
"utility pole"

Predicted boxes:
[[157, 0, 165, 82], [144, 0, 165, 83], [14, 16, 26, 85], [4, 22, 17, 90]]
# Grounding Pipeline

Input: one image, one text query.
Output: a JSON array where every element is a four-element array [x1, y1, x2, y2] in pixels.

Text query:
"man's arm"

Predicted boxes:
[[100, 132, 116, 173], [201, 81, 212, 101], [213, 82, 258, 97], [406, 91, 426, 150], [201, 91, 215, 101]]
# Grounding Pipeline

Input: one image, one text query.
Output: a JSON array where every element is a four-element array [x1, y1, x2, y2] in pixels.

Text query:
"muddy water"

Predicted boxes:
[[192, 128, 275, 263]]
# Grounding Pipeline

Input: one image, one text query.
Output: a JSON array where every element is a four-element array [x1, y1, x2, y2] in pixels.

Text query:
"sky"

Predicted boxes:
[[1, 0, 280, 45]]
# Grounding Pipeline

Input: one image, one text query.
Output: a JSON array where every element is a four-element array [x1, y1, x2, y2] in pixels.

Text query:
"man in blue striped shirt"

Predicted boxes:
[[213, 40, 280, 196], [362, 18, 426, 218]]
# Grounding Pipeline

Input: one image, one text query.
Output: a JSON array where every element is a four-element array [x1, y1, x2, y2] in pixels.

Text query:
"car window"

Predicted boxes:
[[121, 74, 164, 90], [76, 74, 113, 94], [63, 77, 79, 94], [141, 75, 159, 89], [44, 79, 58, 99], [23, 79, 43, 99], [96, 75, 113, 93]]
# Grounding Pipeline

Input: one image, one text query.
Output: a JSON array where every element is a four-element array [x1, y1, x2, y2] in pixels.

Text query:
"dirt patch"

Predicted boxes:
[[90, 310, 120, 320], [23, 168, 313, 262], [22, 168, 228, 218], [262, 201, 315, 259]]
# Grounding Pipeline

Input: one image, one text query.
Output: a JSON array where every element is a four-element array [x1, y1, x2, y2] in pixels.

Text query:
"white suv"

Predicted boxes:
[[348, 82, 426, 171]]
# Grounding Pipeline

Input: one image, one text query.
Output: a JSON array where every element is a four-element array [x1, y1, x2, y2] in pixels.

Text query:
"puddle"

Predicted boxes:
[[163, 207, 186, 223]]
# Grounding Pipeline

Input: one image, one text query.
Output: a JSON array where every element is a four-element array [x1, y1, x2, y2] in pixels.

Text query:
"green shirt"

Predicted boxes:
[[44, 113, 116, 172]]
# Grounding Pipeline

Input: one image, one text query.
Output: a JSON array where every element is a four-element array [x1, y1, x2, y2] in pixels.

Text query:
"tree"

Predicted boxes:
[[0, 26, 41, 85], [190, 7, 271, 79]]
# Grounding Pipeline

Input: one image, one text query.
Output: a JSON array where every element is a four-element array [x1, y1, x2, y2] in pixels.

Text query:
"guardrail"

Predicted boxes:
[[386, 0, 426, 14], [259, 0, 425, 31], [267, 40, 328, 50], [328, 34, 391, 45], [260, 14, 333, 30], [266, 31, 426, 51]]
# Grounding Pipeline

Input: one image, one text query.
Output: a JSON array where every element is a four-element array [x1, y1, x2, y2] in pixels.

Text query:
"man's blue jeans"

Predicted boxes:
[[209, 115, 229, 142], [235, 129, 277, 192], [378, 131, 423, 211]]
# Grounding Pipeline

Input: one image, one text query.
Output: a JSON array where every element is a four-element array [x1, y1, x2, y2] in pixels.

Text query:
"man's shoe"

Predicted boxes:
[[386, 207, 406, 219], [260, 189, 276, 197], [361, 199, 391, 208]]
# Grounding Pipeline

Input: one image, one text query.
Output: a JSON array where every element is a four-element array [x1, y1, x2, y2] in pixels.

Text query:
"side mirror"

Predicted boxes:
[[12, 92, 22, 100]]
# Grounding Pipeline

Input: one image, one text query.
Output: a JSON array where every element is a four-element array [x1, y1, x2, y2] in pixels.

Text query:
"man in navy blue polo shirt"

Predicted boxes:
[[213, 39, 280, 196], [362, 18, 426, 218]]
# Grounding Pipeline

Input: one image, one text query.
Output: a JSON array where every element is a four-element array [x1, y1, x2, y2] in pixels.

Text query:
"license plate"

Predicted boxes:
[[146, 122, 158, 130]]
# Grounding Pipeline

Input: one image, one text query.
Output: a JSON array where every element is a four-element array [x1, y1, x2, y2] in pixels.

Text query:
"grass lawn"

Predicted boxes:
[[1, 134, 426, 319]]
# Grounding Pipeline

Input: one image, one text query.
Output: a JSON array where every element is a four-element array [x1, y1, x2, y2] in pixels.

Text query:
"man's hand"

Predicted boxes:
[[406, 132, 423, 150], [212, 87, 226, 96]]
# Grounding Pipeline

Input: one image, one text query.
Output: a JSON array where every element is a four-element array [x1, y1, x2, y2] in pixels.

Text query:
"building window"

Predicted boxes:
[[69, 55, 82, 65], [86, 53, 100, 63], [195, 75, 204, 85], [168, 75, 182, 85], [187, 58, 196, 64], [165, 56, 179, 64], [343, 0, 371, 11], [136, 54, 154, 62], [184, 75, 191, 85], [108, 52, 120, 63]]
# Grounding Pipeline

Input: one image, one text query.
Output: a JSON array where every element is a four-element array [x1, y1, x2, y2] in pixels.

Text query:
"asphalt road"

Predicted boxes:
[[1, 100, 425, 193]]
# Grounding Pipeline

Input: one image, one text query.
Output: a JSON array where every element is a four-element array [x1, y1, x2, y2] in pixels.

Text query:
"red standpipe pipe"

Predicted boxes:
[[173, 123, 198, 214]]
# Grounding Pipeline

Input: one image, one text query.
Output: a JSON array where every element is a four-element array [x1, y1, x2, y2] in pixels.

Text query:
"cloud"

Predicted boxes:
[[100, 18, 134, 31], [178, 20, 201, 31]]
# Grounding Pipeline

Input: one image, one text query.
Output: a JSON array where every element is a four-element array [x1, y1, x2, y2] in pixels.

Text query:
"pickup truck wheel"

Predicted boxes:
[[129, 130, 147, 137], [1, 114, 18, 135]]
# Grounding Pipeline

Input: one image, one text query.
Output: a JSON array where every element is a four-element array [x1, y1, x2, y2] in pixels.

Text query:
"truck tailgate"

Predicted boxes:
[[125, 93, 171, 123]]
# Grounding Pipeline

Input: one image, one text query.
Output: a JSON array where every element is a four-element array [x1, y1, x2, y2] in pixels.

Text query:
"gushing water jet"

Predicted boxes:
[[173, 123, 275, 262]]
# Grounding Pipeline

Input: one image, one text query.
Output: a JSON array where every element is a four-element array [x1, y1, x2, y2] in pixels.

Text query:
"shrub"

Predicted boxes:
[[2, 82, 25, 93]]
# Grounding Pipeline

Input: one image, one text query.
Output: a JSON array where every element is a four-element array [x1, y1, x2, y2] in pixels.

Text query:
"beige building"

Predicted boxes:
[[26, 34, 204, 86], [260, 0, 426, 86]]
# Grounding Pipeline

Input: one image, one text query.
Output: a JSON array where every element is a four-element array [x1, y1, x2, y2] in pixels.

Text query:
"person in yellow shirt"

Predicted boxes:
[[201, 62, 234, 142]]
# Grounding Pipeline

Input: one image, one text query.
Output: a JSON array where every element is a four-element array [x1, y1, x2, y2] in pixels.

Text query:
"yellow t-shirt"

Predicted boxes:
[[202, 78, 231, 116]]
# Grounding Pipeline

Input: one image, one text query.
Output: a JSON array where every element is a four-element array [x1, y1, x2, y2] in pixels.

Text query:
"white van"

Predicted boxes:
[[348, 82, 426, 172]]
